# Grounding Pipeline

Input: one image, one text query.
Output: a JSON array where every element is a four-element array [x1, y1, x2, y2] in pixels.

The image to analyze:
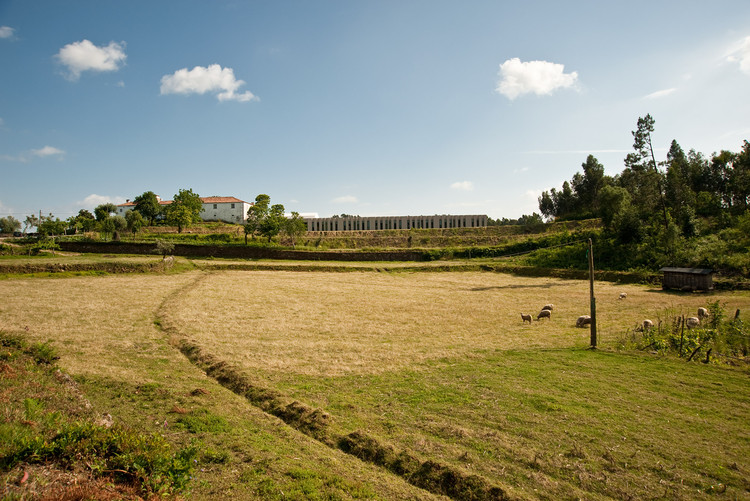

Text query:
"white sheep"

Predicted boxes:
[[642, 319, 654, 330], [686, 316, 700, 329], [520, 313, 532, 324], [619, 292, 627, 300], [537, 309, 551, 321], [576, 315, 592, 328], [697, 307, 709, 320], [541, 304, 554, 311]]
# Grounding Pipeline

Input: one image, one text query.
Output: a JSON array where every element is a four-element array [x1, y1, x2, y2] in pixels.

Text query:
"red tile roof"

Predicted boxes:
[[117, 196, 247, 206]]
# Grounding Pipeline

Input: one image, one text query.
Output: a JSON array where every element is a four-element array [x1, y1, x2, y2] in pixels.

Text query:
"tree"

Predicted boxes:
[[165, 189, 202, 233], [165, 204, 195, 233], [37, 213, 67, 237], [244, 194, 271, 243], [624, 114, 668, 229], [94, 203, 118, 222], [71, 209, 96, 233], [133, 191, 162, 225], [23, 214, 39, 234], [259, 204, 285, 242], [111, 215, 127, 240], [0, 216, 21, 234], [283, 211, 307, 248], [572, 155, 607, 214], [729, 140, 750, 214], [125, 210, 145, 239]]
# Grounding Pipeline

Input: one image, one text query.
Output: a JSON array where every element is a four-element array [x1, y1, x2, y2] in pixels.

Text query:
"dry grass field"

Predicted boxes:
[[2, 266, 749, 500]]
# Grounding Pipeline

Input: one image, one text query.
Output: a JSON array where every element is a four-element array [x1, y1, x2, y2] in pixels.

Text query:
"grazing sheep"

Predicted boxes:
[[686, 316, 700, 329], [619, 292, 627, 300], [520, 313, 532, 324], [697, 307, 709, 320], [576, 315, 592, 328], [537, 309, 551, 321], [642, 319, 654, 330], [541, 304, 554, 311]]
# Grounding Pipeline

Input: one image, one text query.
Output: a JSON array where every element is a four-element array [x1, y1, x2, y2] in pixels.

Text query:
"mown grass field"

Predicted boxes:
[[1, 259, 749, 500]]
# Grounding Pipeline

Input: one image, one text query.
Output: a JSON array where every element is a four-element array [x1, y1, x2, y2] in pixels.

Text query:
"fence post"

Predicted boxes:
[[589, 238, 597, 348]]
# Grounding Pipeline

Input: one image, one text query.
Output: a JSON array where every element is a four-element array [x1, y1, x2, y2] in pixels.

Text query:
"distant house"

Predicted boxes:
[[660, 267, 714, 291], [117, 196, 252, 224]]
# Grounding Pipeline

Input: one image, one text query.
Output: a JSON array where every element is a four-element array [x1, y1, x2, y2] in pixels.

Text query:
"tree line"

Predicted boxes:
[[535, 114, 750, 269], [10, 190, 306, 247]]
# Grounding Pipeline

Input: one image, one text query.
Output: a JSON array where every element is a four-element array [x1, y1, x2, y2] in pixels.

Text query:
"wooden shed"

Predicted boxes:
[[660, 267, 714, 291]]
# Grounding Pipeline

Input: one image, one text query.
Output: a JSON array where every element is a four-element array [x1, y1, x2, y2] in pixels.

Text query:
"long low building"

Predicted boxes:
[[304, 214, 488, 232]]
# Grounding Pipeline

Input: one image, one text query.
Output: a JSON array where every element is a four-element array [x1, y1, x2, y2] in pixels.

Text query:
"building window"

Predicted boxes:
[[213, 204, 217, 209], [231, 203, 235, 209]]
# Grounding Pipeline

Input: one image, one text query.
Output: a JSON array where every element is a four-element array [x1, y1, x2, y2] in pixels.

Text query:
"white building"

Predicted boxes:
[[117, 196, 252, 224]]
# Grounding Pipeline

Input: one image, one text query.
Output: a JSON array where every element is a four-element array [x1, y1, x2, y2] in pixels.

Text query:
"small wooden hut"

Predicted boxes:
[[660, 267, 714, 291]]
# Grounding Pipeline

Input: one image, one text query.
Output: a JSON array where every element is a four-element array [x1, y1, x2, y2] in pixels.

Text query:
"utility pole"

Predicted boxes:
[[588, 238, 597, 348]]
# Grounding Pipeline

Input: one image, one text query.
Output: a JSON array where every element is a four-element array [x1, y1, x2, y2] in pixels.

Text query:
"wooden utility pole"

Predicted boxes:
[[588, 238, 597, 348]]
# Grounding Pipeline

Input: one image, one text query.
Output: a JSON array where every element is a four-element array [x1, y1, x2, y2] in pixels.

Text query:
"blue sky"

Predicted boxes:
[[1, 1, 749, 222]]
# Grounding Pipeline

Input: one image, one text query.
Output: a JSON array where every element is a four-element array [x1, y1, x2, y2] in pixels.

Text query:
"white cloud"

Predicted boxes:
[[726, 35, 750, 74], [644, 88, 677, 100], [332, 195, 358, 204], [0, 26, 14, 39], [31, 145, 65, 158], [0, 145, 66, 163], [76, 194, 126, 208], [450, 181, 474, 191], [496, 58, 578, 100], [160, 64, 258, 102], [55, 40, 127, 80]]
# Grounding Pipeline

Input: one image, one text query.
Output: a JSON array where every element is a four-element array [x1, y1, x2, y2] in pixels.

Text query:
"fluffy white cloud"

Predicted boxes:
[[0, 26, 15, 39], [332, 195, 358, 204], [76, 194, 126, 208], [644, 88, 677, 100], [31, 146, 65, 158], [496, 58, 578, 100], [726, 36, 750, 74], [450, 181, 474, 191], [56, 40, 127, 80], [160, 64, 258, 102]]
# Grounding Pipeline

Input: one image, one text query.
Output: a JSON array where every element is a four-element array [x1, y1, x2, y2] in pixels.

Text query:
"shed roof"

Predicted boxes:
[[660, 267, 713, 275]]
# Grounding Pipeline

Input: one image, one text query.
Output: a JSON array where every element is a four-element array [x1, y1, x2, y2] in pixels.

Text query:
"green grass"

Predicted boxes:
[[0, 332, 198, 499]]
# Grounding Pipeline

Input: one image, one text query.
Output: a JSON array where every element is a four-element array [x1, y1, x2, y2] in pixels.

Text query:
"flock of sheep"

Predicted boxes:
[[520, 294, 711, 330]]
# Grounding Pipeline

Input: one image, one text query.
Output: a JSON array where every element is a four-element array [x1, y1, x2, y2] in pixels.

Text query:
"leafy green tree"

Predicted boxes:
[[729, 140, 750, 214], [24, 214, 39, 234], [125, 210, 145, 239], [283, 211, 307, 248], [165, 189, 202, 233], [133, 191, 162, 225], [37, 214, 67, 237], [111, 215, 127, 240], [244, 194, 271, 243], [72, 209, 97, 232], [166, 204, 195, 233], [623, 114, 668, 229], [572, 155, 607, 215], [0, 216, 21, 234], [259, 204, 285, 242], [94, 203, 118, 222]]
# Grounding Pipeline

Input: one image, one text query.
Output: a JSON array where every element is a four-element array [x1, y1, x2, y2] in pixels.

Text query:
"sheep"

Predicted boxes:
[[697, 307, 709, 320], [541, 304, 554, 311], [619, 292, 627, 300], [576, 315, 592, 328], [520, 313, 532, 324], [642, 319, 654, 331], [686, 316, 700, 329], [537, 309, 551, 321]]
